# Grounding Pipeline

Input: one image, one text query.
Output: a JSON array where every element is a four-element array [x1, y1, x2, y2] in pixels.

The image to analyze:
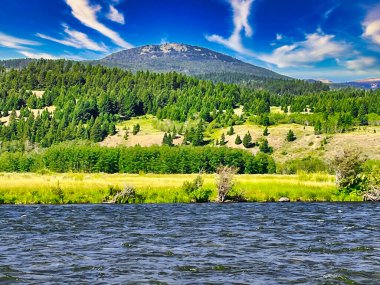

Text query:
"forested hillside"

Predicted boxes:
[[0, 59, 379, 173]]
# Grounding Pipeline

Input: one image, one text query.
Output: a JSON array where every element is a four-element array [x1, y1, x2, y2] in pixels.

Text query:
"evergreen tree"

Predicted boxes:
[[90, 117, 103, 142], [286, 129, 296, 142], [314, 120, 322, 135], [132, 123, 140, 135], [162, 132, 174, 146], [124, 131, 129, 141], [242, 132, 252, 148], [263, 127, 269, 136], [235, 135, 242, 145], [192, 121, 204, 146], [227, 126, 234, 136], [109, 122, 117, 136], [220, 133, 227, 146], [259, 138, 272, 153]]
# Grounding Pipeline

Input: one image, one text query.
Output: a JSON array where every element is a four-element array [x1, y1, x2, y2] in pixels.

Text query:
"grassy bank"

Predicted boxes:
[[0, 172, 362, 204]]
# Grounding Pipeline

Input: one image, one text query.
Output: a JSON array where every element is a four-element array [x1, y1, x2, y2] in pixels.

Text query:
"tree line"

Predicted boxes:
[[0, 144, 276, 174]]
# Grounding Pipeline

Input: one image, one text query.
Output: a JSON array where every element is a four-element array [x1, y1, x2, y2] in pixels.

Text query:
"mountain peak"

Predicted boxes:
[[97, 43, 288, 79]]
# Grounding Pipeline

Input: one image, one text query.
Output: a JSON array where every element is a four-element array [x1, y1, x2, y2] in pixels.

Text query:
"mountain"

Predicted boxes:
[[0, 58, 34, 69], [94, 43, 288, 79], [332, 78, 380, 90]]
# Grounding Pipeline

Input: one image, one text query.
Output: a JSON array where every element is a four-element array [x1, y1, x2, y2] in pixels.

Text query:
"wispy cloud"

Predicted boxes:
[[259, 30, 348, 68], [362, 4, 380, 46], [65, 0, 133, 49], [18, 51, 60, 59], [107, 5, 125, 24], [37, 24, 107, 52], [344, 56, 377, 70], [206, 0, 254, 55], [0, 32, 39, 49], [323, 4, 339, 21]]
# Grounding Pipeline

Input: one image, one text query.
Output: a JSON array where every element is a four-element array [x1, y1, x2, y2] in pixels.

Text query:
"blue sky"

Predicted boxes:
[[0, 0, 380, 82]]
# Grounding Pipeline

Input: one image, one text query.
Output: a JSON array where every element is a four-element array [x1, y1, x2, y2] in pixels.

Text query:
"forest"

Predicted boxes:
[[0, 59, 379, 174]]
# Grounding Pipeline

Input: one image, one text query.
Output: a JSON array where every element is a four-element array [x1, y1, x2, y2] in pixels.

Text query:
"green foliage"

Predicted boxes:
[[278, 156, 329, 174], [286, 129, 296, 142], [263, 127, 269, 136], [235, 134, 242, 145], [227, 126, 234, 135], [259, 138, 273, 154], [333, 149, 367, 194], [0, 60, 379, 152], [132, 124, 140, 135], [219, 133, 227, 146], [0, 144, 275, 174], [242, 132, 253, 148], [162, 132, 174, 146], [182, 174, 212, 203]]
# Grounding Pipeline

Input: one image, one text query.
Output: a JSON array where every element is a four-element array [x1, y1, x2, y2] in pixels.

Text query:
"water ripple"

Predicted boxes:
[[0, 203, 379, 284]]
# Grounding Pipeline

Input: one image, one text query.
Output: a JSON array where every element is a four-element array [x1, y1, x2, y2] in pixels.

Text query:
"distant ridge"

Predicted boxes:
[[93, 43, 288, 79]]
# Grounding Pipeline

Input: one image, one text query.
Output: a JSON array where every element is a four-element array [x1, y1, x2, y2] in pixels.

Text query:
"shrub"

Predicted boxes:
[[182, 174, 212, 203], [333, 148, 367, 194], [235, 135, 242, 145], [286, 130, 296, 142]]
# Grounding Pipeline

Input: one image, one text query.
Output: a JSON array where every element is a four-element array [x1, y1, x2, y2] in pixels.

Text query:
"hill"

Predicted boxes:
[[330, 78, 380, 90], [0, 58, 34, 69], [94, 43, 288, 79]]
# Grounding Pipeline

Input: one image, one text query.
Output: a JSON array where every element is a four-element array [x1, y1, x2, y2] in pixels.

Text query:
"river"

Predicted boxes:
[[0, 203, 379, 284]]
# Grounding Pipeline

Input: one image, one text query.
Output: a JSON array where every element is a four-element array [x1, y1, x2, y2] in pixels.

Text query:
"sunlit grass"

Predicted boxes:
[[0, 172, 362, 204]]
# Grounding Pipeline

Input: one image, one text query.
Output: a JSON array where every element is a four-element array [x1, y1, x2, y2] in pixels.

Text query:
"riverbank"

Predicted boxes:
[[0, 172, 362, 204]]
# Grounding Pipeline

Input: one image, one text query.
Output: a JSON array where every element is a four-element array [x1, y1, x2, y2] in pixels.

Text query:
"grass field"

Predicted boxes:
[[0, 172, 361, 204], [99, 113, 380, 164]]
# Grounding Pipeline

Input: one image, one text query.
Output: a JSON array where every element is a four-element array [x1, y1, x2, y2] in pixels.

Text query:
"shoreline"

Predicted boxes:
[[0, 172, 362, 204]]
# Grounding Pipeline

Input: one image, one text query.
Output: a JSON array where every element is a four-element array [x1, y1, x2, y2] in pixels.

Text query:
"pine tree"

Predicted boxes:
[[90, 117, 103, 142], [227, 126, 234, 136], [235, 135, 242, 145], [192, 121, 204, 146], [259, 138, 272, 153], [263, 127, 269, 136], [314, 120, 322, 135], [162, 133, 174, 146], [220, 133, 227, 146], [132, 123, 140, 135], [243, 132, 252, 148], [124, 131, 129, 141], [286, 129, 296, 142], [109, 122, 117, 136]]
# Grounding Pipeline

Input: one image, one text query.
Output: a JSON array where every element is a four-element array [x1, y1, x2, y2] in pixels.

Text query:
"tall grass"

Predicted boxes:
[[0, 172, 361, 204]]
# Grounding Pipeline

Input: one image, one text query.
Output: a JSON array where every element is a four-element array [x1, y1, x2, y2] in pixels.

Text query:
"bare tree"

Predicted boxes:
[[216, 166, 238, 203]]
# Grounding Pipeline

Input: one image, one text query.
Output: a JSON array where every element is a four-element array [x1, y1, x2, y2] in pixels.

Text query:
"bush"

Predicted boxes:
[[286, 130, 296, 142], [279, 156, 329, 174], [182, 174, 212, 203], [333, 148, 367, 194]]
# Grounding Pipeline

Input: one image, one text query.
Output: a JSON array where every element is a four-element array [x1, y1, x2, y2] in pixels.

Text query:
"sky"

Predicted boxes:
[[0, 0, 380, 82]]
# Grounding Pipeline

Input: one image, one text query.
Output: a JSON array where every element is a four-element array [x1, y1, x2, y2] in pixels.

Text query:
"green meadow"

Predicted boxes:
[[0, 172, 361, 204]]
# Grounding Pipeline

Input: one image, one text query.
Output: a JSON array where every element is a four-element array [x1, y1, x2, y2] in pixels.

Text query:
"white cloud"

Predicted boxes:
[[0, 32, 39, 49], [37, 24, 107, 52], [65, 0, 133, 49], [160, 37, 168, 44], [259, 31, 348, 68], [362, 4, 380, 46], [344, 56, 377, 70], [206, 0, 254, 55], [18, 51, 60, 59], [276, 33, 283, 41], [107, 5, 125, 24]]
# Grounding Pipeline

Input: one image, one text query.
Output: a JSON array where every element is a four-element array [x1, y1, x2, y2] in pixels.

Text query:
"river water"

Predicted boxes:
[[0, 203, 379, 284]]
